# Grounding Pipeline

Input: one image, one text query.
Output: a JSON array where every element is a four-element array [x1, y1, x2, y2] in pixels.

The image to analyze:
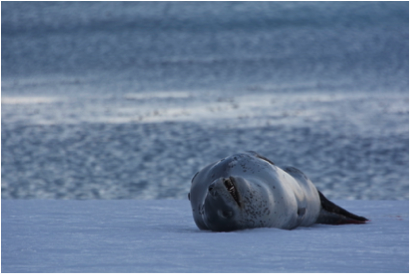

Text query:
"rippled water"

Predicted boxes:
[[2, 2, 408, 199]]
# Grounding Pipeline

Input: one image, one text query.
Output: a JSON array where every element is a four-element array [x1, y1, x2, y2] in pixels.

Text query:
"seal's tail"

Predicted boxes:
[[316, 191, 369, 225]]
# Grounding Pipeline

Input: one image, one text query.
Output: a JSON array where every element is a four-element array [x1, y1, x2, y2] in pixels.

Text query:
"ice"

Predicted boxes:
[[2, 200, 408, 272], [1, 96, 61, 105]]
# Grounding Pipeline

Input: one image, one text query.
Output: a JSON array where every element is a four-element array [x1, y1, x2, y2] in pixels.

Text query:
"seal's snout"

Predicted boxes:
[[203, 179, 240, 231], [207, 178, 240, 205]]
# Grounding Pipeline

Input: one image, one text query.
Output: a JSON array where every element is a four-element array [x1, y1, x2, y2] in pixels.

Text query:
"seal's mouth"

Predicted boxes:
[[224, 177, 240, 206]]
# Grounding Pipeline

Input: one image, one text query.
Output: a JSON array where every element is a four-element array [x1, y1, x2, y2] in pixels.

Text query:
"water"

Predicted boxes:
[[2, 2, 408, 200]]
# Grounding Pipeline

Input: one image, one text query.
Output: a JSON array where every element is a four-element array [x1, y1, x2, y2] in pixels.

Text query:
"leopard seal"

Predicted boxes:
[[188, 151, 368, 231]]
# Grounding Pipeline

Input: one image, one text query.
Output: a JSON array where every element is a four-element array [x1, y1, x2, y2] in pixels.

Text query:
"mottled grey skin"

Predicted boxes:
[[189, 151, 367, 231]]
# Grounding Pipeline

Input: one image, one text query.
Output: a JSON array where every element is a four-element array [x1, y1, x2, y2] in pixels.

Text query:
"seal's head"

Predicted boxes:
[[189, 170, 274, 231], [202, 176, 242, 231]]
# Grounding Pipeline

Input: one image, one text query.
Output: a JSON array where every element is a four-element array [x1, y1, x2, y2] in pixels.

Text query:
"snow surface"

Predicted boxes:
[[2, 200, 408, 272]]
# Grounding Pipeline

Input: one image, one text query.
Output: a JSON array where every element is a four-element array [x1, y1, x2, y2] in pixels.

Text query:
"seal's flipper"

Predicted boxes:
[[316, 191, 368, 225]]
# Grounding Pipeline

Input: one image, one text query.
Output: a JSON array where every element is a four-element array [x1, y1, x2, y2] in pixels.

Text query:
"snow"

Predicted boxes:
[[2, 200, 408, 272]]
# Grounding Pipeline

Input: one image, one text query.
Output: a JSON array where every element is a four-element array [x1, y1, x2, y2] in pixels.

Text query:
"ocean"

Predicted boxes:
[[1, 1, 408, 200]]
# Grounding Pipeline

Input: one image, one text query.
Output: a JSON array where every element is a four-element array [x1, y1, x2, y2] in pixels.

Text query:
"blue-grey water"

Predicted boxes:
[[2, 2, 409, 200]]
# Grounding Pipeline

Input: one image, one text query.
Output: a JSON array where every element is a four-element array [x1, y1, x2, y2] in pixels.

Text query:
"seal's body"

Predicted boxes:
[[189, 152, 367, 231]]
